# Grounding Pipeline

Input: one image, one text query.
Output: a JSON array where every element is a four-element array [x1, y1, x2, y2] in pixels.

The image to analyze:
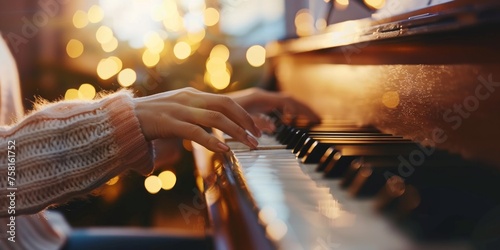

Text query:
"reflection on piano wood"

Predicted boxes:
[[192, 1, 500, 250]]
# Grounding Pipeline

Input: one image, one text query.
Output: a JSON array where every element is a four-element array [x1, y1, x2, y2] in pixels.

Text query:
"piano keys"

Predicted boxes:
[[192, 1, 500, 249], [193, 121, 500, 249]]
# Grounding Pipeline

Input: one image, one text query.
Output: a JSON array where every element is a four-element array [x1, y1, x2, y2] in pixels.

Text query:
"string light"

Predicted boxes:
[[87, 5, 104, 23], [158, 171, 177, 190], [78, 83, 96, 100], [64, 89, 79, 100], [117, 68, 137, 87], [144, 175, 162, 194], [142, 49, 160, 67], [246, 45, 266, 67], [72, 10, 88, 29], [173, 41, 191, 60], [204, 7, 220, 26], [66, 39, 84, 59]]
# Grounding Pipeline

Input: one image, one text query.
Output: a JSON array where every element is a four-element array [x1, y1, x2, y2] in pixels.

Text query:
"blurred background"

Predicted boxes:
[[0, 0, 395, 233]]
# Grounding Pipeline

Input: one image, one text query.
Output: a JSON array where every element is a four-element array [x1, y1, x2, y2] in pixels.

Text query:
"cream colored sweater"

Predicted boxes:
[[0, 37, 154, 249], [0, 91, 154, 216]]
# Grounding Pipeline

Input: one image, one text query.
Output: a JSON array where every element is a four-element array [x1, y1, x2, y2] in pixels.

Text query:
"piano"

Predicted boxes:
[[192, 1, 500, 249]]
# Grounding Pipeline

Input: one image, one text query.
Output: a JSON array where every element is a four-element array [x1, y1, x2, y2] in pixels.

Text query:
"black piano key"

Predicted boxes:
[[321, 144, 424, 176], [291, 132, 395, 151], [346, 153, 475, 197], [392, 164, 500, 241], [300, 139, 413, 164], [297, 136, 404, 159], [285, 129, 307, 149]]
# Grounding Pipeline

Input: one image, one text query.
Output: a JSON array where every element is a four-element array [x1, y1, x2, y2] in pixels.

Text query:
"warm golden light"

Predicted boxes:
[[258, 206, 277, 225], [78, 83, 96, 100], [158, 170, 177, 190], [206, 57, 226, 73], [173, 41, 191, 60], [151, 5, 166, 22], [106, 176, 120, 185], [162, 0, 183, 32], [96, 56, 122, 80], [144, 175, 162, 194], [316, 18, 327, 31], [295, 9, 315, 36], [96, 25, 114, 44], [336, 0, 349, 6], [266, 219, 288, 241], [209, 70, 231, 90], [117, 68, 137, 87], [204, 7, 220, 26], [187, 29, 206, 44], [246, 45, 266, 67], [144, 32, 165, 54], [382, 91, 400, 108], [64, 88, 79, 100], [364, 0, 386, 9], [72, 10, 88, 29], [87, 5, 104, 23], [210, 44, 230, 62], [66, 39, 84, 59], [142, 49, 160, 68], [101, 37, 118, 52]]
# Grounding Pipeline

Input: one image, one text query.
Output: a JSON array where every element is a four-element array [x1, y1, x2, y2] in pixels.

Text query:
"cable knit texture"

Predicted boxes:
[[0, 36, 154, 250], [0, 91, 154, 217]]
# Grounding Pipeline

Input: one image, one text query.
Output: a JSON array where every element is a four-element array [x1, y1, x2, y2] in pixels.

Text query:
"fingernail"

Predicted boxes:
[[217, 142, 230, 152], [247, 134, 259, 148], [254, 126, 262, 137]]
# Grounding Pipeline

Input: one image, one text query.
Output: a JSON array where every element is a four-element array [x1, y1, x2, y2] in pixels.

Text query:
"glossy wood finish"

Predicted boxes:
[[268, 1, 500, 167]]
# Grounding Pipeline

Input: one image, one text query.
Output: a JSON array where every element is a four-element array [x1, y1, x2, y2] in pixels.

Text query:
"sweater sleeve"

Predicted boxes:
[[0, 90, 154, 217]]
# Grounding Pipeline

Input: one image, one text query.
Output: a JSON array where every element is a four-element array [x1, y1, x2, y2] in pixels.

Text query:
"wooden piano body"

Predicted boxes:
[[192, 1, 500, 249]]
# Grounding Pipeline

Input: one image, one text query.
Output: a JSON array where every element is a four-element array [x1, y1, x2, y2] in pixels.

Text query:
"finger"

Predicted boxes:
[[182, 107, 259, 149], [170, 120, 231, 152], [165, 89, 261, 137], [251, 114, 276, 133], [201, 94, 261, 138], [283, 98, 321, 125]]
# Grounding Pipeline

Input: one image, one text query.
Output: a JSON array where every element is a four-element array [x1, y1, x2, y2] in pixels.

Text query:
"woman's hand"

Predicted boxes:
[[228, 88, 321, 127], [133, 87, 261, 152]]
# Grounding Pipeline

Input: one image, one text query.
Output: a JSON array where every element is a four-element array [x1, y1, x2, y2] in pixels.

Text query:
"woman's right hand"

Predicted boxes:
[[133, 87, 261, 152]]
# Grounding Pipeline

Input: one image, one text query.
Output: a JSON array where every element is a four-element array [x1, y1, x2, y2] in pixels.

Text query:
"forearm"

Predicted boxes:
[[0, 91, 153, 216]]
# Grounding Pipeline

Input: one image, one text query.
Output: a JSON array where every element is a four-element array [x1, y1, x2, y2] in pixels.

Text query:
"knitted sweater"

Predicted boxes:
[[0, 91, 154, 216], [0, 37, 154, 249]]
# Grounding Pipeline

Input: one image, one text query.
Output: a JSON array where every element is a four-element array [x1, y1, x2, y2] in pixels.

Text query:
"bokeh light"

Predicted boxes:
[[144, 175, 162, 194], [382, 91, 400, 108], [210, 44, 230, 61], [246, 45, 266, 67], [72, 10, 88, 29], [336, 0, 349, 6], [173, 41, 191, 60], [96, 25, 114, 44], [101, 37, 118, 52], [204, 7, 219, 26], [295, 9, 314, 36], [64, 88, 79, 100], [66, 39, 84, 59], [117, 68, 137, 87], [364, 0, 386, 9], [142, 49, 160, 67], [158, 170, 177, 190], [78, 83, 96, 100], [96, 56, 122, 80], [144, 32, 165, 54], [88, 5, 104, 23]]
